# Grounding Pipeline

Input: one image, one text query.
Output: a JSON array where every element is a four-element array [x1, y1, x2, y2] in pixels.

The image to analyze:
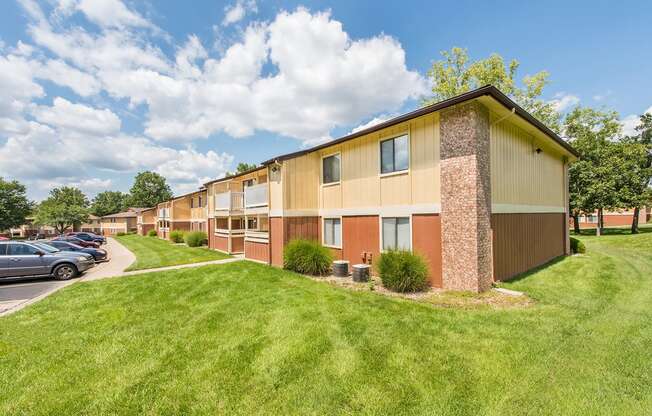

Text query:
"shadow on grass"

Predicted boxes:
[[570, 224, 652, 237], [498, 255, 568, 284]]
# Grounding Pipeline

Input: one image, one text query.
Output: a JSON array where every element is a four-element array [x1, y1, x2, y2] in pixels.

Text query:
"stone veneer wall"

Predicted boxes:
[[440, 101, 493, 292]]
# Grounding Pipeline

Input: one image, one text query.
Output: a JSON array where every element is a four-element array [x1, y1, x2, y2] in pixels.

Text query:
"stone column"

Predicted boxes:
[[439, 101, 493, 292]]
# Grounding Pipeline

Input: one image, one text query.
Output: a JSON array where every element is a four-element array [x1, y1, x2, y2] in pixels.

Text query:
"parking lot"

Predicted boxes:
[[0, 237, 135, 316]]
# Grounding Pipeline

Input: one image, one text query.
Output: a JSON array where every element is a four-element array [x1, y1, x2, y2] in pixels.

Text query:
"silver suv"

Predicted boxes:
[[0, 241, 95, 281]]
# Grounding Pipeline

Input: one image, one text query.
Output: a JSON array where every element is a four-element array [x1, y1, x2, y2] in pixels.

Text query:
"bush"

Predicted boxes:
[[377, 250, 429, 293], [570, 237, 586, 254], [283, 239, 333, 276], [184, 231, 208, 247], [147, 229, 157, 237], [170, 230, 185, 243], [116, 232, 126, 236]]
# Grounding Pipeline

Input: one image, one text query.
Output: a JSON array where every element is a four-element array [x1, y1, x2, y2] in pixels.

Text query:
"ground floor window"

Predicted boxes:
[[323, 218, 341, 248], [382, 217, 410, 250]]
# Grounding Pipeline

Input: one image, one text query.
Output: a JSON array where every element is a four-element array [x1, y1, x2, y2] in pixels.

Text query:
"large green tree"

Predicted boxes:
[[128, 171, 173, 208], [225, 162, 258, 177], [90, 191, 129, 217], [34, 187, 89, 234], [621, 113, 652, 233], [0, 178, 33, 232], [565, 107, 623, 235], [423, 47, 562, 132]]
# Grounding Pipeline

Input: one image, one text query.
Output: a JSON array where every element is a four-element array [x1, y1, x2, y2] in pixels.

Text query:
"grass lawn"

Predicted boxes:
[[1, 227, 651, 415], [116, 234, 231, 271]]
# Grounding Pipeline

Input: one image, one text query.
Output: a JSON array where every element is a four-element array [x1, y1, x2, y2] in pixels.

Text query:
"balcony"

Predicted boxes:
[[244, 183, 268, 211], [215, 191, 244, 213], [245, 229, 269, 243], [157, 208, 170, 219]]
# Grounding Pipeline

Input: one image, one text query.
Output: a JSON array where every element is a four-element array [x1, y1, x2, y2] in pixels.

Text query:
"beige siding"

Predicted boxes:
[[283, 153, 320, 210], [490, 116, 565, 208]]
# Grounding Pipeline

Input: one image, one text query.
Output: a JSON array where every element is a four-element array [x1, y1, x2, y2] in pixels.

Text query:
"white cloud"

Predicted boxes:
[[35, 59, 101, 96], [350, 115, 394, 134], [549, 93, 580, 112], [621, 106, 652, 136], [222, 0, 257, 26], [31, 97, 121, 135]]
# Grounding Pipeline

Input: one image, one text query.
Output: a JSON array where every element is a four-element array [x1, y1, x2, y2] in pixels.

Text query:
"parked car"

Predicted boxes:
[[0, 236, 9, 241], [52, 236, 100, 248], [0, 241, 95, 281], [45, 240, 108, 262], [66, 232, 106, 245]]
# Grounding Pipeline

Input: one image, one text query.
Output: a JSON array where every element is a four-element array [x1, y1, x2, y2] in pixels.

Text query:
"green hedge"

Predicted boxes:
[[377, 250, 429, 293], [283, 239, 333, 276], [147, 229, 157, 237], [116, 232, 126, 237], [570, 237, 586, 254], [169, 230, 185, 243], [184, 231, 208, 247]]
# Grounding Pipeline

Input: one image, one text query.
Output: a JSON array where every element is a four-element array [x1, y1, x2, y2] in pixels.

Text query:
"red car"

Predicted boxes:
[[52, 236, 100, 248], [0, 236, 9, 241]]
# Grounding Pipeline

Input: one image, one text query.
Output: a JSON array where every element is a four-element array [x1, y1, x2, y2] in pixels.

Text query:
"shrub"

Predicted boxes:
[[147, 229, 157, 237], [184, 231, 208, 247], [170, 230, 185, 243], [283, 239, 333, 275], [116, 232, 126, 236], [377, 250, 429, 293], [570, 237, 586, 254]]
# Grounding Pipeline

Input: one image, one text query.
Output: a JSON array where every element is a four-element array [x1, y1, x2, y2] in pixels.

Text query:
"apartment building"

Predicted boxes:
[[100, 209, 143, 235], [571, 207, 649, 229], [136, 207, 157, 235], [189, 188, 208, 232], [155, 192, 194, 239], [203, 86, 578, 291], [205, 167, 269, 257], [80, 215, 102, 234]]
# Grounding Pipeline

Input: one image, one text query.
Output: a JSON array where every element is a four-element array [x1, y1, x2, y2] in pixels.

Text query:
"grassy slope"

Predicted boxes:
[[0, 228, 651, 415], [116, 234, 230, 271]]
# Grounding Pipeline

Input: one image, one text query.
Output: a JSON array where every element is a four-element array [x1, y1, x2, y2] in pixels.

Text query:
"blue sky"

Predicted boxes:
[[1, 0, 651, 200]]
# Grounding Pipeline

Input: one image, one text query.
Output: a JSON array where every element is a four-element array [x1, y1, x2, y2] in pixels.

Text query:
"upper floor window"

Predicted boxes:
[[380, 135, 409, 174], [190, 198, 195, 208], [243, 179, 255, 188], [322, 154, 341, 185]]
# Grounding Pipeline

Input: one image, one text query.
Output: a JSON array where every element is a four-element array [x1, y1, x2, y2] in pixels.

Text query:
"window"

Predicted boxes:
[[247, 217, 258, 230], [382, 217, 410, 250], [198, 195, 203, 207], [7, 243, 39, 255], [190, 198, 195, 208], [0, 244, 6, 255], [322, 154, 341, 185], [323, 218, 342, 247], [243, 179, 255, 188], [380, 135, 409, 174]]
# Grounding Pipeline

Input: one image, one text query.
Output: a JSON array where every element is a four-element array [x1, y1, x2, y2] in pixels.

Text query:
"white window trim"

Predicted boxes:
[[379, 132, 410, 177], [321, 152, 341, 187], [322, 216, 343, 249], [379, 215, 412, 252]]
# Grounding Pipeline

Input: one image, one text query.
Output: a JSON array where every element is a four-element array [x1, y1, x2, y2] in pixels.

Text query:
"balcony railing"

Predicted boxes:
[[158, 208, 169, 218], [245, 229, 269, 243], [244, 183, 268, 208], [215, 191, 244, 211]]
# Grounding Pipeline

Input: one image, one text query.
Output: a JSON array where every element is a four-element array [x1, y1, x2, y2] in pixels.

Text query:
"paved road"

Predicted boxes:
[[0, 237, 135, 316]]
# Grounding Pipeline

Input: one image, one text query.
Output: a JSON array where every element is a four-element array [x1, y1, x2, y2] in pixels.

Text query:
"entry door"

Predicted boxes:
[[5, 243, 47, 277]]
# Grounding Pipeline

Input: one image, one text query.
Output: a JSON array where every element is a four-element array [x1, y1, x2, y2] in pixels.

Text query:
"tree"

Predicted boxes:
[[90, 191, 129, 217], [127, 171, 173, 208], [34, 187, 89, 234], [621, 114, 652, 233], [225, 162, 258, 177], [0, 178, 33, 232], [423, 47, 562, 133], [566, 107, 623, 235]]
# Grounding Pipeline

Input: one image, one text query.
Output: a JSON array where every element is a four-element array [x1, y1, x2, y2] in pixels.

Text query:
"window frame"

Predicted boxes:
[[321, 152, 341, 186], [379, 133, 410, 177], [379, 215, 412, 252], [322, 216, 342, 249]]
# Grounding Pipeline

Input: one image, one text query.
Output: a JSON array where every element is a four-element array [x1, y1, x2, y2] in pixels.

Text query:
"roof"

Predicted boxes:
[[261, 85, 579, 164], [203, 165, 265, 187], [102, 210, 139, 219]]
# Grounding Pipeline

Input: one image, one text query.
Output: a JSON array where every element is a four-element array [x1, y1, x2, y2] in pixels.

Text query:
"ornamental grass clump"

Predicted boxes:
[[147, 229, 157, 237], [184, 231, 208, 247], [570, 237, 586, 254], [283, 239, 333, 276], [170, 230, 185, 243], [377, 250, 429, 293]]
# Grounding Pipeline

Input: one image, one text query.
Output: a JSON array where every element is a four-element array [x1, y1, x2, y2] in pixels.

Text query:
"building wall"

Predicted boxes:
[[411, 214, 443, 287], [341, 215, 379, 267], [138, 223, 155, 236], [172, 197, 192, 221], [492, 213, 566, 281], [245, 241, 269, 263], [232, 236, 244, 253]]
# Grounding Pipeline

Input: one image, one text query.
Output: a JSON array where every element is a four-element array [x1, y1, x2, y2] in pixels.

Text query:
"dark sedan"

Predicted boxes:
[[46, 240, 109, 262], [66, 232, 106, 245], [53, 236, 100, 248]]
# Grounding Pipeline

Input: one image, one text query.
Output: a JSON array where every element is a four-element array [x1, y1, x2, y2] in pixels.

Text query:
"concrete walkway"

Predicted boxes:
[[1, 237, 242, 317]]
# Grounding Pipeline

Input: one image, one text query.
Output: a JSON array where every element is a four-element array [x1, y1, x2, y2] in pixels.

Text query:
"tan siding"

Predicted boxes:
[[283, 153, 319, 210], [491, 117, 565, 208]]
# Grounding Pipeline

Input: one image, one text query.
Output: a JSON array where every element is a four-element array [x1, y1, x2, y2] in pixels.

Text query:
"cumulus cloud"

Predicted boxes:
[[350, 115, 394, 134], [31, 97, 121, 135], [549, 93, 580, 112], [621, 106, 652, 137], [222, 0, 257, 26]]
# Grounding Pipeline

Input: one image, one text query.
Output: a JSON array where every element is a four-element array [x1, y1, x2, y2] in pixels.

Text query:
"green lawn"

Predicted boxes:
[[1, 228, 651, 415], [116, 234, 230, 271]]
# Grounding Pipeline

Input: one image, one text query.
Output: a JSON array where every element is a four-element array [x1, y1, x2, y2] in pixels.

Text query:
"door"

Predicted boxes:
[[5, 243, 48, 277]]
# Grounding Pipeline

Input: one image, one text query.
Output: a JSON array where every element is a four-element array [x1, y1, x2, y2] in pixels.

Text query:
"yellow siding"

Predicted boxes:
[[490, 116, 565, 207], [282, 153, 320, 210], [172, 197, 191, 220], [269, 168, 283, 212]]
